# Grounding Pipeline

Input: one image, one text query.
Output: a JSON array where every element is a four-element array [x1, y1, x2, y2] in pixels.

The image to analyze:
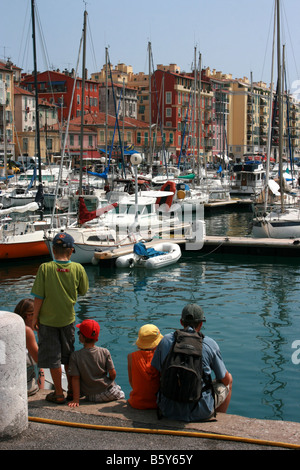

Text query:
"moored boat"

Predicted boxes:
[[115, 241, 182, 269]]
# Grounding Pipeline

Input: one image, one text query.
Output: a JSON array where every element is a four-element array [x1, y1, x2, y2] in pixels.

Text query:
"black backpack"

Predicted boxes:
[[159, 329, 211, 403]]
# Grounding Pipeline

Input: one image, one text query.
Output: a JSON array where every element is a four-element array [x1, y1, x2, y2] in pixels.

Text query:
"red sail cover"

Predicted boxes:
[[79, 197, 118, 224]]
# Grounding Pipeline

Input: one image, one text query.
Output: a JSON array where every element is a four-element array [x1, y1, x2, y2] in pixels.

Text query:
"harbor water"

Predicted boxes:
[[1, 209, 300, 424]]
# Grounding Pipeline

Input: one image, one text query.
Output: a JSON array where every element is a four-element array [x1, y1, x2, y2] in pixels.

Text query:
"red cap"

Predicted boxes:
[[76, 319, 100, 341]]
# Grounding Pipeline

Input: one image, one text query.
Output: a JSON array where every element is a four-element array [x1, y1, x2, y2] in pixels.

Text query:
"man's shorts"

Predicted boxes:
[[212, 380, 230, 409], [38, 322, 75, 369]]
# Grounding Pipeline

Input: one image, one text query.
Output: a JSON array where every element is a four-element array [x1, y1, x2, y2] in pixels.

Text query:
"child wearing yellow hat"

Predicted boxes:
[[127, 324, 163, 409]]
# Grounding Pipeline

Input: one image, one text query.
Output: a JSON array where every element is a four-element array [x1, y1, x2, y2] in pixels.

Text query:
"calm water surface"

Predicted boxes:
[[1, 210, 300, 423]]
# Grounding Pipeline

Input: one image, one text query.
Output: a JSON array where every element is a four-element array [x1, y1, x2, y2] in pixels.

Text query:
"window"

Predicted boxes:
[[137, 132, 141, 144], [23, 137, 28, 153], [69, 135, 74, 146], [88, 135, 93, 146], [166, 108, 172, 117], [166, 91, 172, 104], [46, 138, 53, 150]]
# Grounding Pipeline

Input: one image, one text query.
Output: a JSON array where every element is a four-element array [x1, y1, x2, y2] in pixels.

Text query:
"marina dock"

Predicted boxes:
[[204, 198, 253, 210], [93, 235, 300, 264]]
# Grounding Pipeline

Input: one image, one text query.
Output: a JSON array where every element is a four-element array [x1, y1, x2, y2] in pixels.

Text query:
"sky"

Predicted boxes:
[[2, 0, 300, 96]]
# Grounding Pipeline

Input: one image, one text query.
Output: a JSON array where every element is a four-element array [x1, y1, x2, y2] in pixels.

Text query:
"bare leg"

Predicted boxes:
[[216, 374, 233, 413], [50, 367, 64, 396]]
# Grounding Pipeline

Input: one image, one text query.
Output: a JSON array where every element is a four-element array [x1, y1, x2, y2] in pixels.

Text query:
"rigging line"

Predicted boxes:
[[50, 35, 83, 227], [19, 16, 32, 72], [86, 15, 98, 72], [281, 1, 299, 85], [17, 0, 30, 67], [260, 1, 275, 84], [35, 2, 51, 71], [34, 4, 61, 130]]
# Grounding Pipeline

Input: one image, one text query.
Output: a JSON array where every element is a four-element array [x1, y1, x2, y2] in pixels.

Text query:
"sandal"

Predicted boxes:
[[45, 391, 66, 404]]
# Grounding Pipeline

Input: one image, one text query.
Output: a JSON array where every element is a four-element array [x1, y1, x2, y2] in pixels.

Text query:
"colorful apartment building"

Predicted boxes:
[[0, 60, 16, 159], [21, 70, 99, 123]]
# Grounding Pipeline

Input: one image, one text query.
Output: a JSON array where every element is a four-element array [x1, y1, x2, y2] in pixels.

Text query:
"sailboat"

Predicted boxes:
[[0, 0, 50, 260], [252, 0, 300, 239]]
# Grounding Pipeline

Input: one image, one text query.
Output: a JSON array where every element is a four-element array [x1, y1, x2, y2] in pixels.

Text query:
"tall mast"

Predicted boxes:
[[148, 41, 152, 167], [276, 0, 284, 211], [31, 0, 41, 185], [79, 8, 87, 196], [105, 46, 108, 166], [264, 1, 276, 212]]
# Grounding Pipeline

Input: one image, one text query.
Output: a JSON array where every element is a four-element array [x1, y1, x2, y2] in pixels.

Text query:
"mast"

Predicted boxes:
[[31, 0, 41, 185], [276, 0, 284, 211], [192, 46, 197, 180], [264, 1, 276, 212], [148, 41, 152, 167], [198, 52, 203, 181], [105, 47, 108, 167], [79, 8, 87, 196]]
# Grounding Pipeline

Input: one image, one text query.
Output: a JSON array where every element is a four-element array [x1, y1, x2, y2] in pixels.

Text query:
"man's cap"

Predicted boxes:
[[76, 319, 100, 341], [53, 232, 75, 249], [136, 324, 163, 350], [181, 304, 206, 322]]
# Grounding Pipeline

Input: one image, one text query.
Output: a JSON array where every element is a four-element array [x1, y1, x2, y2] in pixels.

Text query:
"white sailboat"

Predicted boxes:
[[252, 0, 300, 239]]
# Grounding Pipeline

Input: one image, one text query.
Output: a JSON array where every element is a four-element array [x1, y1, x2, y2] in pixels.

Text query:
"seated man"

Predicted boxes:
[[151, 303, 232, 422]]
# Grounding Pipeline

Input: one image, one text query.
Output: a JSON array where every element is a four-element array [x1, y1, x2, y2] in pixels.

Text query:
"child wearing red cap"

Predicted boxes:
[[68, 319, 124, 407]]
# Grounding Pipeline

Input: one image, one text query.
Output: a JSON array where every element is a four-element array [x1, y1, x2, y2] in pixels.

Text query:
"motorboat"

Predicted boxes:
[[230, 162, 266, 198], [115, 241, 182, 269]]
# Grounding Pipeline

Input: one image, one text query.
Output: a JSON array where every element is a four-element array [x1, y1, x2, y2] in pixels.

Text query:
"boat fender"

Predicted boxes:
[[177, 189, 185, 200], [91, 256, 99, 266]]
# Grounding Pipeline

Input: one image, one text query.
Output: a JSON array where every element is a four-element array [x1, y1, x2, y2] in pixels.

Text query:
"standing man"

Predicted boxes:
[[152, 303, 232, 422], [31, 232, 89, 404]]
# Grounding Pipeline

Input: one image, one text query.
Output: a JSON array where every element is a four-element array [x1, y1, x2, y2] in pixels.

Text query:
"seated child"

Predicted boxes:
[[127, 324, 163, 409], [14, 298, 45, 396], [68, 319, 124, 407]]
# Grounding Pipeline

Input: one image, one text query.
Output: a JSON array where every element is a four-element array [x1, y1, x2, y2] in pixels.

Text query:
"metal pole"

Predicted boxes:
[[79, 8, 87, 196]]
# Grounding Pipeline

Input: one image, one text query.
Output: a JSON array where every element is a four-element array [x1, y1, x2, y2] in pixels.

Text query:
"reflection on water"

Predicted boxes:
[[205, 209, 253, 237], [1, 211, 300, 423]]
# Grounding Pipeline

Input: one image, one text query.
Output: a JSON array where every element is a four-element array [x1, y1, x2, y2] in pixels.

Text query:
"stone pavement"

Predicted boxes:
[[1, 389, 300, 452]]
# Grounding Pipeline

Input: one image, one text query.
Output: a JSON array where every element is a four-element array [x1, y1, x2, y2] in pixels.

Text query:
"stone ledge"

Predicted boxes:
[[28, 390, 300, 447]]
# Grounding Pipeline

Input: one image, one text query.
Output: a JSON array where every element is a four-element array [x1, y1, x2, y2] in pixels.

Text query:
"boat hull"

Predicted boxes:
[[252, 209, 300, 238], [0, 240, 49, 260], [116, 242, 182, 269]]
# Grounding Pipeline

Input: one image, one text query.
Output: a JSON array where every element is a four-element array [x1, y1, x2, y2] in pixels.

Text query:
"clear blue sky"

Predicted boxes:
[[2, 0, 300, 93]]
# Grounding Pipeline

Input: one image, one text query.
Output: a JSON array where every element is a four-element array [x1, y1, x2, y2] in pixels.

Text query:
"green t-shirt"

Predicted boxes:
[[31, 260, 89, 327]]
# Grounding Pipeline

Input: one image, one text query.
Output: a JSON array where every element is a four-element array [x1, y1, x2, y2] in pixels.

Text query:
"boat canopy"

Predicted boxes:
[[133, 242, 166, 258]]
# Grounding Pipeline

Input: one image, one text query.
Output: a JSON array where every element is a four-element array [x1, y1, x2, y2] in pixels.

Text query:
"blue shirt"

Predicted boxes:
[[151, 328, 227, 422]]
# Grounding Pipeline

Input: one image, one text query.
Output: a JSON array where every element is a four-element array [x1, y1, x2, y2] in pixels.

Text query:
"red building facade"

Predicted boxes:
[[151, 69, 216, 163], [21, 70, 99, 123]]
